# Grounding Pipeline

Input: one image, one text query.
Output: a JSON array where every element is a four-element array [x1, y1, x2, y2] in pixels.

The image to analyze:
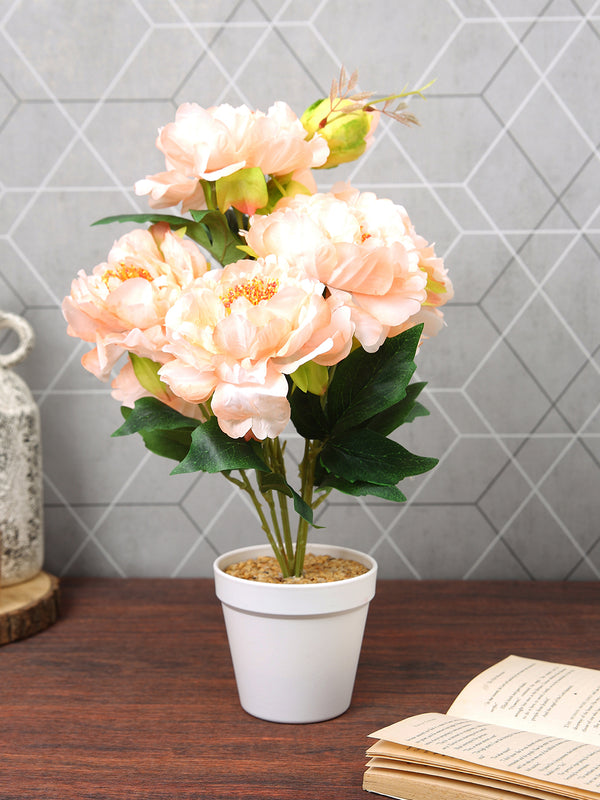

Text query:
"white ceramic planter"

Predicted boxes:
[[213, 542, 377, 724]]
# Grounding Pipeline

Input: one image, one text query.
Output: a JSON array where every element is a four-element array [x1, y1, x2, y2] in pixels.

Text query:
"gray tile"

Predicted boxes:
[[95, 504, 201, 576], [510, 85, 591, 195], [416, 437, 509, 503], [548, 25, 600, 143], [109, 27, 203, 100], [466, 340, 551, 432], [40, 392, 147, 505], [503, 496, 584, 580], [506, 293, 586, 398], [520, 18, 582, 70], [4, 0, 148, 99], [431, 22, 515, 94], [416, 305, 499, 388], [313, 0, 460, 92], [369, 538, 420, 580], [466, 539, 532, 579], [0, 239, 58, 306], [557, 359, 600, 430], [84, 101, 174, 186], [544, 237, 600, 353], [433, 391, 491, 434], [468, 134, 556, 229], [390, 505, 497, 579], [447, 233, 513, 303], [484, 48, 539, 124], [63, 538, 124, 577], [397, 97, 502, 183], [174, 0, 247, 23], [477, 459, 531, 530], [540, 441, 600, 551], [0, 102, 73, 186], [561, 155, 600, 228]]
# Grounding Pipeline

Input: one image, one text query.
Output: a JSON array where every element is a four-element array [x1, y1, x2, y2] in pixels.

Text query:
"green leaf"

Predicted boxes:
[[367, 382, 429, 436], [92, 211, 244, 267], [325, 325, 423, 434], [171, 417, 268, 474], [289, 386, 330, 440], [139, 427, 195, 462], [257, 471, 316, 526], [189, 209, 245, 266], [318, 475, 407, 503], [320, 428, 438, 486], [113, 397, 201, 437], [290, 361, 329, 395], [129, 354, 168, 397]]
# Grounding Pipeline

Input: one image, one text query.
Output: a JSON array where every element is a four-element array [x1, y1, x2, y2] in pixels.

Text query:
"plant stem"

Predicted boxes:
[[293, 438, 320, 577], [234, 469, 290, 577], [271, 437, 294, 564]]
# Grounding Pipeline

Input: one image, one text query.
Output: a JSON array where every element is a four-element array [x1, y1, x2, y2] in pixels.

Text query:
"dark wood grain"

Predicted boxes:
[[1, 579, 598, 799]]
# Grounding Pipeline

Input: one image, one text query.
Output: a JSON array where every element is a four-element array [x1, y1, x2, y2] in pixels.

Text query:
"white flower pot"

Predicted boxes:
[[213, 542, 377, 724]]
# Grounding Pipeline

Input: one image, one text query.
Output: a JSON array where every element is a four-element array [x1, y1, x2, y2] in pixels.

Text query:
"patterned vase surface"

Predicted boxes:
[[0, 312, 44, 586]]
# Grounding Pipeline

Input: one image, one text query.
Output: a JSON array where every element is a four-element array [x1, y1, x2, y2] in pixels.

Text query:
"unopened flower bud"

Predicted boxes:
[[300, 98, 378, 169]]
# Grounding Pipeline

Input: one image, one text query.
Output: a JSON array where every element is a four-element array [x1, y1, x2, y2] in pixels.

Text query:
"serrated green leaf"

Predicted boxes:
[[320, 428, 438, 485], [171, 417, 268, 474], [113, 397, 201, 437], [326, 325, 423, 434], [257, 472, 316, 526], [366, 381, 429, 436], [318, 475, 407, 502]]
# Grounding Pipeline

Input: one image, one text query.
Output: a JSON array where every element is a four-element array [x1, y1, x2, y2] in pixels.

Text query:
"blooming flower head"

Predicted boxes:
[[158, 256, 353, 439], [135, 101, 329, 214], [245, 185, 451, 350], [62, 222, 209, 380]]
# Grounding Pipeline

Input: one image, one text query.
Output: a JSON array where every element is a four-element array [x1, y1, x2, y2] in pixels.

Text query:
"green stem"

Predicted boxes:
[[371, 79, 436, 106], [234, 469, 290, 577], [273, 438, 294, 563], [201, 179, 218, 211], [293, 438, 321, 577]]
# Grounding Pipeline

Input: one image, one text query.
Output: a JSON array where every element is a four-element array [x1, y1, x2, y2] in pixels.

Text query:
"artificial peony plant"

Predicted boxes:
[[63, 70, 452, 578]]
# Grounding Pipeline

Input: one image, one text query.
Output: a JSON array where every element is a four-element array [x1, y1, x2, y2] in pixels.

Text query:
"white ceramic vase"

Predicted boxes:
[[0, 312, 44, 586], [213, 542, 377, 724]]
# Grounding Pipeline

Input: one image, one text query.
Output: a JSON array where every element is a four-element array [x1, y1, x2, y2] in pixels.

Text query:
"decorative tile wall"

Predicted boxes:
[[1, 0, 599, 580]]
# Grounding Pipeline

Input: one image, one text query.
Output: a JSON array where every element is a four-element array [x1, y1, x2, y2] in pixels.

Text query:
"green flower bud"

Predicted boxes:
[[300, 98, 377, 169], [215, 167, 268, 215]]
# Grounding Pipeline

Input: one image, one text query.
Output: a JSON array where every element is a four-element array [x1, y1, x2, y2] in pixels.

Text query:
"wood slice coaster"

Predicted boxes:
[[0, 571, 60, 645]]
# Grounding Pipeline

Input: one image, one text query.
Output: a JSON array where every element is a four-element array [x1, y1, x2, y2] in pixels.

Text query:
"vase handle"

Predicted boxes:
[[0, 312, 35, 369]]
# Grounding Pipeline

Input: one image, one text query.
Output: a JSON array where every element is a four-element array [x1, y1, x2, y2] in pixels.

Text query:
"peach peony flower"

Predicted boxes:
[[111, 359, 205, 421], [245, 185, 450, 350], [158, 256, 354, 439], [135, 101, 329, 213], [62, 222, 209, 380]]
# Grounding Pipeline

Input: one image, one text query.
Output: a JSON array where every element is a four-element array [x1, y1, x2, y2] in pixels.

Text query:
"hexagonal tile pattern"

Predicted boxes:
[[1, 0, 599, 580]]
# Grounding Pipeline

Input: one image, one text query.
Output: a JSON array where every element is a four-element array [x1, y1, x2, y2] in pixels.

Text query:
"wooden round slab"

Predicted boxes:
[[0, 571, 60, 645]]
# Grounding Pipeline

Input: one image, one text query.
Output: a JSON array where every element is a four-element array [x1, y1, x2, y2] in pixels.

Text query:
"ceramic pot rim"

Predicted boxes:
[[213, 543, 377, 616]]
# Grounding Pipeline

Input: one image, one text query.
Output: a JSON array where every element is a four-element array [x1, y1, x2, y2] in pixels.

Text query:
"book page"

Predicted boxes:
[[447, 656, 600, 746], [369, 713, 600, 794]]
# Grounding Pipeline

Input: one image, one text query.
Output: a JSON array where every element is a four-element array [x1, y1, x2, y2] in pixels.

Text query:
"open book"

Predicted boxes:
[[363, 655, 600, 800]]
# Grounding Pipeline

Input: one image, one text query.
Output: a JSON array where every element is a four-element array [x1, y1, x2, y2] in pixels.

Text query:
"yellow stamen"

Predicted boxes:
[[102, 262, 152, 288], [221, 276, 279, 309]]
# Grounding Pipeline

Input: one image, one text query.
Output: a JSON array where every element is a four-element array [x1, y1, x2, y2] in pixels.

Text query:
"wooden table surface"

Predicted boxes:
[[1, 579, 599, 799]]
